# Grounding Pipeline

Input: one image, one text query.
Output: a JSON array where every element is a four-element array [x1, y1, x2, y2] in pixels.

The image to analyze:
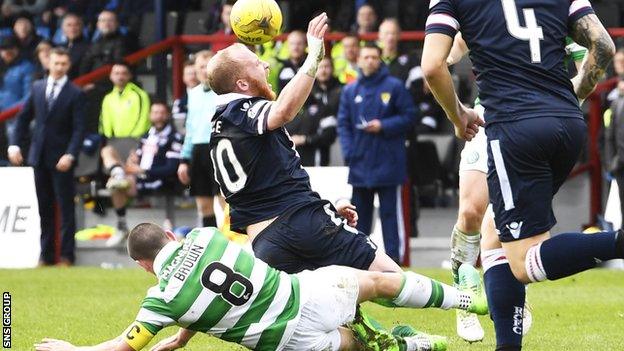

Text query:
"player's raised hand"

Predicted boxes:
[[307, 12, 328, 40], [301, 13, 328, 77], [34, 338, 76, 351]]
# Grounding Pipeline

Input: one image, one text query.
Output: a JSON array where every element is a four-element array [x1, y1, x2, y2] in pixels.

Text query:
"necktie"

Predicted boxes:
[[47, 81, 57, 109]]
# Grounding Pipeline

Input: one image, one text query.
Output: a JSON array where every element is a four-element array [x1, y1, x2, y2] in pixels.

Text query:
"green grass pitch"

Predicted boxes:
[[1, 267, 623, 350]]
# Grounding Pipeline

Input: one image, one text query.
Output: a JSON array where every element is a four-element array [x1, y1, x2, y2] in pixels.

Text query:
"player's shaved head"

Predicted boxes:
[[207, 43, 276, 100], [207, 43, 248, 94], [128, 223, 171, 261]]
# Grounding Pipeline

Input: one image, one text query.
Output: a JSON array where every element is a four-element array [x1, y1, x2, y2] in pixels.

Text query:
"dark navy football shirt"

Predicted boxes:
[[425, 0, 594, 124], [210, 93, 320, 232]]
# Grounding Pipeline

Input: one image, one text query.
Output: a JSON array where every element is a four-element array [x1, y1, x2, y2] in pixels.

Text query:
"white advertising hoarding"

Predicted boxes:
[[0, 167, 41, 268]]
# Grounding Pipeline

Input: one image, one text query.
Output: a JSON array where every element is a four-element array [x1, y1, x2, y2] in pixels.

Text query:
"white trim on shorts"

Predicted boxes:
[[489, 140, 515, 211]]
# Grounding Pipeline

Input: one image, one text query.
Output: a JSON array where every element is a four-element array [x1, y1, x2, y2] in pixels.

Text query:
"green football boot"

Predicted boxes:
[[349, 307, 400, 351], [458, 263, 489, 315]]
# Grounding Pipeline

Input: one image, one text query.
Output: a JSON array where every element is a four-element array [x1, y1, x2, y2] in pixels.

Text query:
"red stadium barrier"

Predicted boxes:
[[0, 29, 621, 232]]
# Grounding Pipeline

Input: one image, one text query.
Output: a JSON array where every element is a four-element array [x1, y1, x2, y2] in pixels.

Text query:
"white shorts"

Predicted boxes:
[[281, 266, 360, 351], [459, 105, 488, 174]]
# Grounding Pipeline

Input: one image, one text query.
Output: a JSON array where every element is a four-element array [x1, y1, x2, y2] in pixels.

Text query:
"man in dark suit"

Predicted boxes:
[[8, 47, 85, 266]]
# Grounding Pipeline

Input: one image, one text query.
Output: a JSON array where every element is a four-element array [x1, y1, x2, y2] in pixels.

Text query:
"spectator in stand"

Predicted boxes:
[[351, 3, 377, 34], [208, 1, 234, 52], [8, 48, 85, 266], [337, 43, 417, 263], [275, 30, 306, 93], [99, 61, 151, 238], [104, 102, 184, 247], [286, 57, 340, 166], [171, 59, 199, 134], [43, 0, 102, 32], [177, 50, 223, 229], [58, 13, 89, 79], [2, 0, 48, 22], [81, 10, 134, 134], [377, 18, 443, 132], [13, 15, 42, 60], [608, 48, 624, 103], [0, 36, 35, 140], [79, 10, 133, 74], [32, 39, 51, 80], [334, 34, 360, 84], [378, 18, 417, 81]]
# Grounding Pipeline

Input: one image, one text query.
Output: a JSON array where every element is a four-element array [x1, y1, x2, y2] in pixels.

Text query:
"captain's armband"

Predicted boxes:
[[121, 322, 155, 351]]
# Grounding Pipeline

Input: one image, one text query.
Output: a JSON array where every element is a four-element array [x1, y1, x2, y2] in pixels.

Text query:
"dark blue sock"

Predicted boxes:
[[539, 231, 622, 280], [485, 263, 525, 349]]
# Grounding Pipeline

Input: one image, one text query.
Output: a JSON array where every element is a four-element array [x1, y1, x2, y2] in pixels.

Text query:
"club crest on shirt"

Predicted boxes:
[[380, 92, 391, 105], [240, 101, 251, 112]]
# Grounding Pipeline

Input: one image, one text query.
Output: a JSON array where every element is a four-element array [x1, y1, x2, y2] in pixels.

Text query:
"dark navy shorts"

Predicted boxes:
[[486, 117, 587, 242], [252, 200, 378, 273]]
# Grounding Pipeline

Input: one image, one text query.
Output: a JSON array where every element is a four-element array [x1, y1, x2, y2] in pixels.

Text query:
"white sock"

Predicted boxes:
[[451, 226, 481, 282], [481, 248, 508, 274], [393, 272, 467, 310], [404, 335, 433, 351], [525, 243, 547, 283]]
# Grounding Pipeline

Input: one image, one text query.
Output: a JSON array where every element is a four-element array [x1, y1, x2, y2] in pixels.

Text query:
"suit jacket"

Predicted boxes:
[[11, 78, 86, 168]]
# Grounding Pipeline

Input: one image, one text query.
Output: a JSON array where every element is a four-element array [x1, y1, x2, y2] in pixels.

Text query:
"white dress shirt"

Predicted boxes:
[[46, 75, 69, 102]]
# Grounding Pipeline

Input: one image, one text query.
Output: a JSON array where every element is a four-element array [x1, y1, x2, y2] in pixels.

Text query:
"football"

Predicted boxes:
[[230, 0, 283, 45]]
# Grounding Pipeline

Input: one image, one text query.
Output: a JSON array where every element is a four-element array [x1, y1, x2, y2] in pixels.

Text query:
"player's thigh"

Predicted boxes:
[[550, 118, 587, 194], [367, 248, 402, 272], [486, 119, 558, 244], [480, 206, 502, 251], [303, 203, 379, 271], [283, 267, 360, 351]]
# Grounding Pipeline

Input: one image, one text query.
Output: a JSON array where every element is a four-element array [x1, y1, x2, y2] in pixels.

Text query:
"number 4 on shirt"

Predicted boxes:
[[501, 0, 544, 63]]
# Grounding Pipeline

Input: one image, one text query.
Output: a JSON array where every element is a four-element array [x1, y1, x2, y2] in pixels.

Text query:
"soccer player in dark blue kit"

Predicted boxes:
[[205, 14, 399, 275], [422, 0, 621, 350], [204, 13, 492, 350]]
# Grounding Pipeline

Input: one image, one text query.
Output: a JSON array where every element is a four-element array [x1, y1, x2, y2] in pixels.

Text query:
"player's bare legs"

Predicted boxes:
[[345, 266, 487, 351], [501, 232, 552, 284], [368, 249, 402, 272], [452, 169, 488, 342]]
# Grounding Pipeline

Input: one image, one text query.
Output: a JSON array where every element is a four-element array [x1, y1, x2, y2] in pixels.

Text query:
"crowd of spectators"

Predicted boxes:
[[3, 0, 624, 263]]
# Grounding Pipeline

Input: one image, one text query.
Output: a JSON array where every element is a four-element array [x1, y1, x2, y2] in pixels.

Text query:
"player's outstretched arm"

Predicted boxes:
[[34, 337, 134, 351], [267, 12, 328, 130], [34, 321, 160, 351], [569, 13, 616, 101]]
